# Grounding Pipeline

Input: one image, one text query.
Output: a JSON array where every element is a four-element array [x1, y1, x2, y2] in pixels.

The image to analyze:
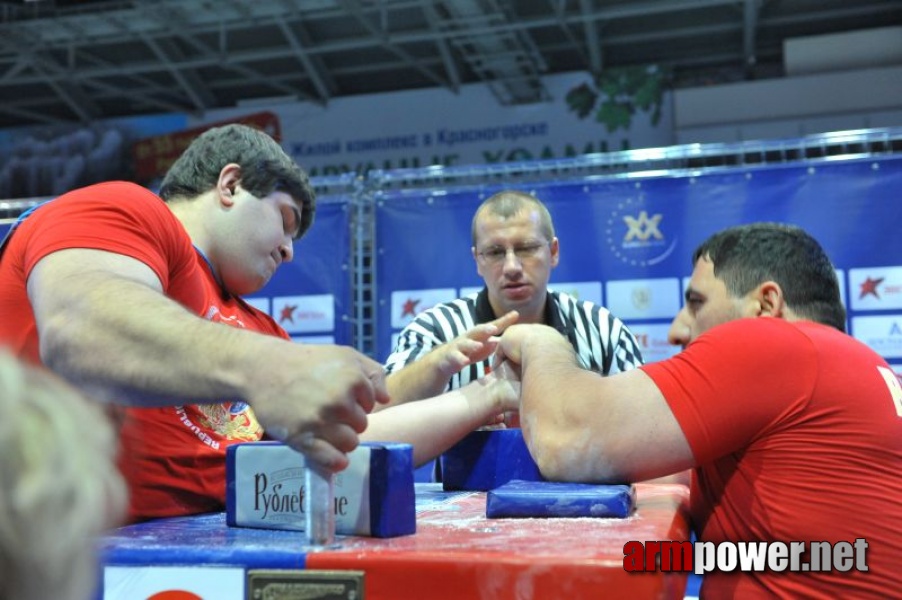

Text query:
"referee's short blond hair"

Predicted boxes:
[[471, 190, 556, 246]]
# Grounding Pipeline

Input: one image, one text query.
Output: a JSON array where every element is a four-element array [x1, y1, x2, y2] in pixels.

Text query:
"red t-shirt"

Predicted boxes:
[[642, 318, 902, 597], [0, 181, 289, 520], [0, 181, 203, 363], [118, 253, 288, 521]]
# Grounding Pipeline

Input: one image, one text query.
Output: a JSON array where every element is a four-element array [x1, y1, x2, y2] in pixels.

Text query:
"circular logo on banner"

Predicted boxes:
[[631, 287, 651, 310], [147, 592, 204, 600], [604, 192, 678, 267]]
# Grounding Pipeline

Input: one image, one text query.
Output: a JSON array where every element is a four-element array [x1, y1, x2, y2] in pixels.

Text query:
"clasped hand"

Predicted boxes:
[[249, 342, 389, 474], [433, 310, 519, 377]]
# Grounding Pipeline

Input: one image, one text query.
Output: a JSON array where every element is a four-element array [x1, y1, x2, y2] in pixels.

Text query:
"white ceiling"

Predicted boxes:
[[0, 0, 899, 130]]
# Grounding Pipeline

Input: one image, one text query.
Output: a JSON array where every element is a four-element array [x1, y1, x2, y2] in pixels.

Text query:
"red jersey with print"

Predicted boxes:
[[0, 181, 202, 363], [118, 252, 289, 521], [641, 318, 902, 598]]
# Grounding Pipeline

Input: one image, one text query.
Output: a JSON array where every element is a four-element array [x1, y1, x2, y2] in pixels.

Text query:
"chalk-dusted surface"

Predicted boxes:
[[309, 483, 689, 599], [99, 483, 690, 600]]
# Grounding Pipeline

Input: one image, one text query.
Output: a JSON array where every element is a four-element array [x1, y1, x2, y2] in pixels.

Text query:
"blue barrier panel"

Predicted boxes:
[[249, 196, 353, 347], [375, 157, 902, 368]]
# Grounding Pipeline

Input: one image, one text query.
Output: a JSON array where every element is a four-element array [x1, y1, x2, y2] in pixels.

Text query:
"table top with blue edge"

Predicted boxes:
[[99, 484, 474, 569], [98, 482, 692, 600]]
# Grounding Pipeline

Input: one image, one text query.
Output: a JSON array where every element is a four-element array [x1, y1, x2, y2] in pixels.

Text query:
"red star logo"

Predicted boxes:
[[401, 298, 421, 317], [279, 304, 298, 323], [859, 277, 884, 300]]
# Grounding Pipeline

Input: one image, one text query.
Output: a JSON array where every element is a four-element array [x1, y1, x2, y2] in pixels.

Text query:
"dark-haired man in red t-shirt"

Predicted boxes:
[[497, 223, 902, 597], [0, 124, 517, 521], [0, 124, 389, 490]]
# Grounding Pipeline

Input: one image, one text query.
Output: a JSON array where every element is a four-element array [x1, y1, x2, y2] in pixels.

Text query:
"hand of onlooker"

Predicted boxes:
[[433, 310, 519, 377], [246, 341, 390, 474]]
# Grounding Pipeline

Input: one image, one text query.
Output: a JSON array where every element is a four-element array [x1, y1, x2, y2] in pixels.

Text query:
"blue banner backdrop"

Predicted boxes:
[[375, 156, 902, 369], [247, 196, 353, 346]]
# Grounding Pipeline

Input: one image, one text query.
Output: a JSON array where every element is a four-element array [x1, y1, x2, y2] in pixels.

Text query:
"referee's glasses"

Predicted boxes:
[[476, 241, 548, 265]]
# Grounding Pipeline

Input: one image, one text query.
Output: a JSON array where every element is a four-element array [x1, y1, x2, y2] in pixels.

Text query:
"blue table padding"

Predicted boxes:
[[99, 485, 468, 571], [486, 479, 636, 518], [440, 429, 542, 491], [96, 483, 692, 600], [98, 513, 308, 569], [369, 442, 416, 536]]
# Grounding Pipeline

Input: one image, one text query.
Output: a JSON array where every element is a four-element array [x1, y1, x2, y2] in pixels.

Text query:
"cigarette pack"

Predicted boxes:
[[225, 441, 415, 538]]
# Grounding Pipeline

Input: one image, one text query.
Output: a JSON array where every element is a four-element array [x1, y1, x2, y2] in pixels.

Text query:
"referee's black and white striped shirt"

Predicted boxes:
[[384, 288, 644, 391]]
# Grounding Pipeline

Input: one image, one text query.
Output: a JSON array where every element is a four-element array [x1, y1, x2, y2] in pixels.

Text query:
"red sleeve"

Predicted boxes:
[[640, 318, 819, 463], [22, 181, 194, 290]]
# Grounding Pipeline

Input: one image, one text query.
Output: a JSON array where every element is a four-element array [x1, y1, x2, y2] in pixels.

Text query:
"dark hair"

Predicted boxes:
[[693, 223, 846, 331], [471, 190, 555, 245], [159, 124, 316, 238]]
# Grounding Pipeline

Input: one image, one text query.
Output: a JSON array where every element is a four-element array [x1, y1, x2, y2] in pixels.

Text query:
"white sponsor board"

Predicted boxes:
[[851, 315, 902, 359], [625, 322, 682, 364], [848, 266, 902, 311], [104, 566, 244, 600], [605, 278, 681, 320], [271, 294, 335, 334], [550, 281, 603, 305], [390, 288, 457, 329]]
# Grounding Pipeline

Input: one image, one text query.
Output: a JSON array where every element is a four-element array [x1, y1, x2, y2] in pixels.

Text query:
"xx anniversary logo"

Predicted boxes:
[[605, 193, 678, 267]]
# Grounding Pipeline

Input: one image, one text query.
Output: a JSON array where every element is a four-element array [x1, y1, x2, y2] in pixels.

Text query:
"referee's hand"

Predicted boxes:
[[434, 310, 519, 378]]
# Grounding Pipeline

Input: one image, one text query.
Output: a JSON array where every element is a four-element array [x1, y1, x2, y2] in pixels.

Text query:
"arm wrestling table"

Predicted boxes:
[[98, 482, 691, 600]]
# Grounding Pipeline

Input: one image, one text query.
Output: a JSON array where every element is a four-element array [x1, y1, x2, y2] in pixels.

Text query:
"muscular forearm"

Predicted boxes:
[[37, 272, 273, 406], [30, 248, 391, 474], [382, 351, 453, 409], [516, 329, 693, 484], [519, 331, 583, 418], [365, 375, 508, 466], [517, 330, 615, 481]]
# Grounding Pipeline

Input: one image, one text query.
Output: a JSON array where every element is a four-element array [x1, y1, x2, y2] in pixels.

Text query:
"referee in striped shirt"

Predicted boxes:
[[381, 190, 644, 409]]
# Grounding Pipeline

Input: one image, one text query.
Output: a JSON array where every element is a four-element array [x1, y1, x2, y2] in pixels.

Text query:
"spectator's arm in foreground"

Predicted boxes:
[[28, 248, 388, 472], [496, 324, 693, 483]]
